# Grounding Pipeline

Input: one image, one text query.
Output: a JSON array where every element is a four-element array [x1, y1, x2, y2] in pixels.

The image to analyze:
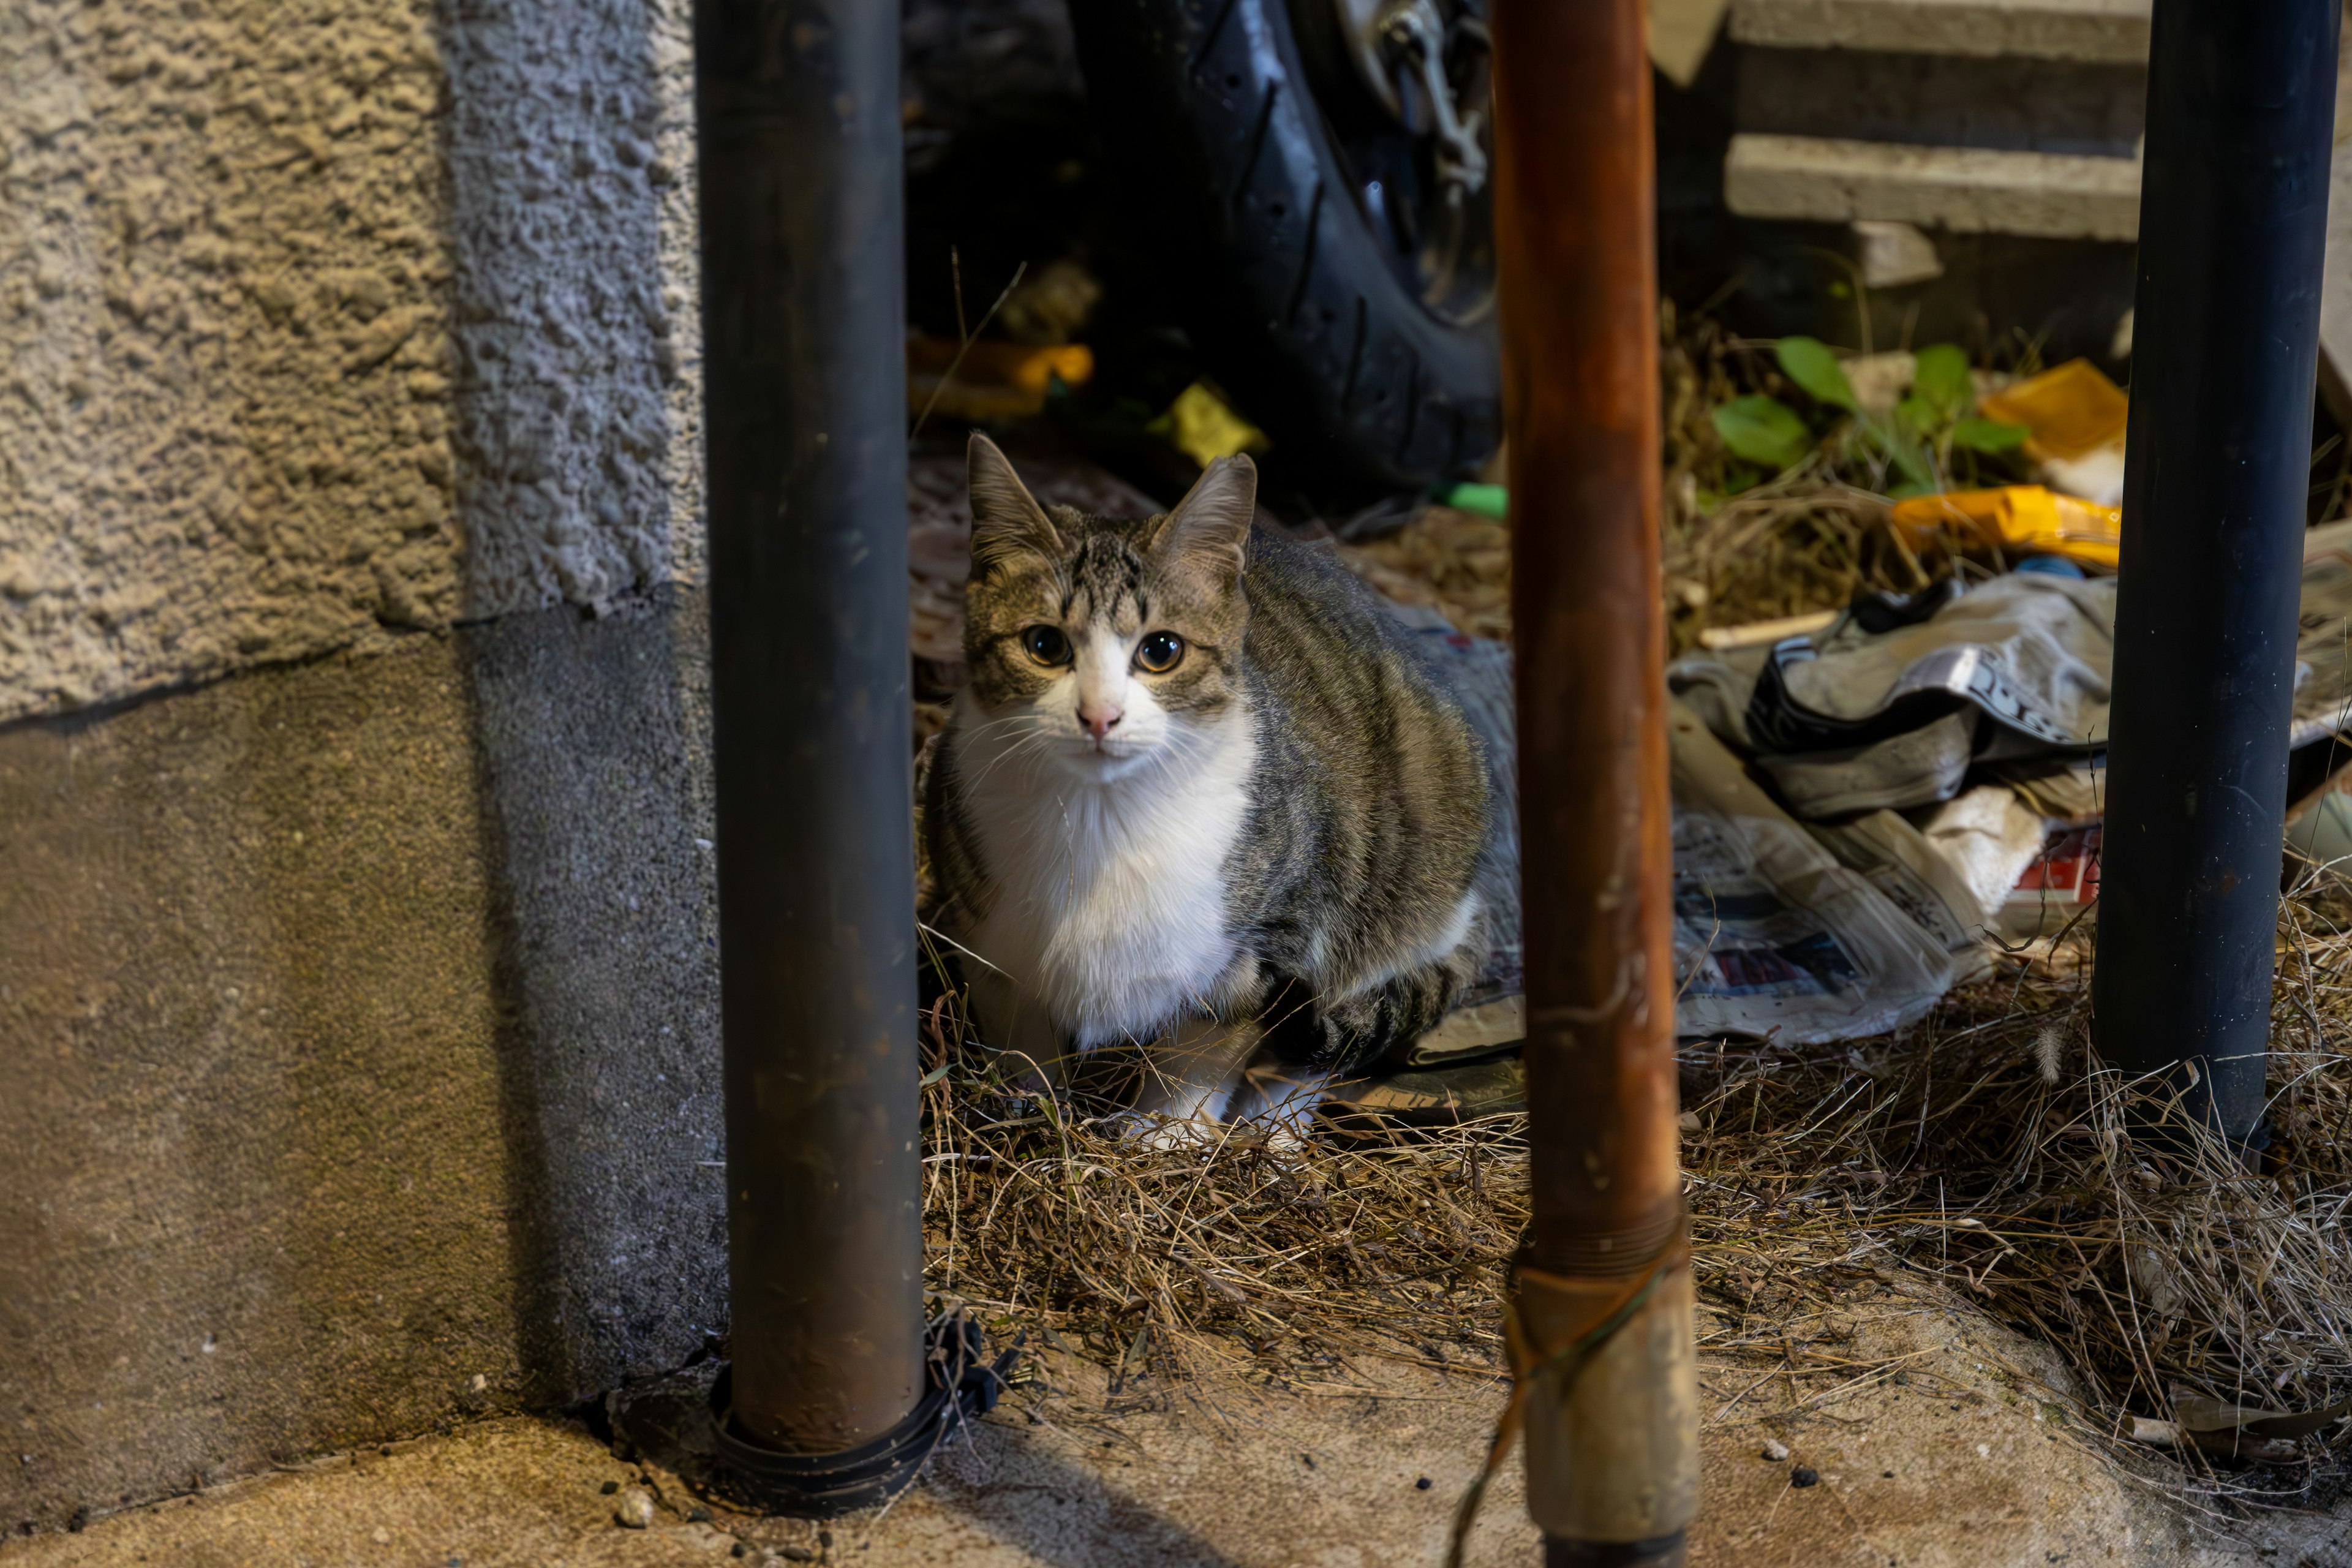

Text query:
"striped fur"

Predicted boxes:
[[925, 434, 1490, 1129]]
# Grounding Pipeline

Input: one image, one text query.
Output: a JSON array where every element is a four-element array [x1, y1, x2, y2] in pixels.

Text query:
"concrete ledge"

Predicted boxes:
[[1728, 0, 2150, 62], [1734, 48, 2145, 161], [0, 589, 723, 1532], [1725, 133, 2143, 241]]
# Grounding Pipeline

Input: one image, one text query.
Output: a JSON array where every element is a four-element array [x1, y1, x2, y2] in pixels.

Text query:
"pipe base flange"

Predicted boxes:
[[606, 1317, 1017, 1520], [709, 1319, 1013, 1517]]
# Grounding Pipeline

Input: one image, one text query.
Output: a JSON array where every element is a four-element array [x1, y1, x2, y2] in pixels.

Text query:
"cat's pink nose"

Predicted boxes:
[[1081, 704, 1123, 739]]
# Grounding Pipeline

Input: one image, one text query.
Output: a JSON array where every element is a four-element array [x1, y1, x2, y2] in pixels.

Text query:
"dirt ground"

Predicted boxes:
[[19, 1276, 2352, 1568]]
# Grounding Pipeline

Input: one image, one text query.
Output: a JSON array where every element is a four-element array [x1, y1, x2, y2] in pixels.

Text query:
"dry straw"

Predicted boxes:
[[916, 973, 1526, 1398], [922, 859, 2352, 1511]]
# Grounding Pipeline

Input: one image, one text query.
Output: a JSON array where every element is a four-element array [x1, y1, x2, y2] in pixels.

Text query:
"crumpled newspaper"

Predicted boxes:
[[1407, 620, 1996, 1049]]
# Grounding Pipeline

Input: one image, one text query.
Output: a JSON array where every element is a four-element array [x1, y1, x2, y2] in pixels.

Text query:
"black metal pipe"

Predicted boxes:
[[696, 0, 926, 1452], [2094, 0, 2340, 1143]]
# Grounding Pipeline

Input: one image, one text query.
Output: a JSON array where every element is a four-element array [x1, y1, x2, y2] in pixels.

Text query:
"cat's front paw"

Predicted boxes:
[[1116, 1111, 1226, 1152]]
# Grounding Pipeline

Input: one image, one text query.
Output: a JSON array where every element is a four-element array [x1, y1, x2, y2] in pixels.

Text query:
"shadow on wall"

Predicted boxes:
[[435, 0, 723, 1408], [455, 593, 726, 1411]]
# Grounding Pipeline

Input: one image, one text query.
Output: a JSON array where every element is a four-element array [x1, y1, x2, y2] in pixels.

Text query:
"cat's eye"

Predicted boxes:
[[1134, 631, 1185, 674], [1021, 624, 1073, 666]]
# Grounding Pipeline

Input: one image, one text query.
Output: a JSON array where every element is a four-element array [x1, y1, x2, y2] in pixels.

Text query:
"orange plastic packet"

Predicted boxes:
[[1887, 485, 2122, 572], [906, 336, 1094, 421], [1976, 358, 2129, 464]]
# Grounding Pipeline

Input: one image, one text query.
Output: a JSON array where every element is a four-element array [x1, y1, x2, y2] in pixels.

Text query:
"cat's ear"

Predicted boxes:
[[967, 432, 1065, 575], [1147, 454, 1256, 581]]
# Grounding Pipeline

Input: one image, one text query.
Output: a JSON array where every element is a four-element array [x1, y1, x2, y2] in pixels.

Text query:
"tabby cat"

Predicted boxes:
[[925, 433, 1490, 1140]]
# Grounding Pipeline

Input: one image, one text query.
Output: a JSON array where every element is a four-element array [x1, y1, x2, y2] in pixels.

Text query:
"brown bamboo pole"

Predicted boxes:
[[1490, 0, 1699, 1561]]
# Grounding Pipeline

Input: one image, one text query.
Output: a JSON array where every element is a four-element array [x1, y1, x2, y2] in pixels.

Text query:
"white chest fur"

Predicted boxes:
[[957, 701, 1257, 1048]]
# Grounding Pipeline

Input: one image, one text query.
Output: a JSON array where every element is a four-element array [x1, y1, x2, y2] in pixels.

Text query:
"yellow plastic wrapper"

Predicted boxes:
[[906, 336, 1093, 422], [1151, 381, 1270, 467], [1976, 358, 2129, 463], [1887, 484, 2122, 572]]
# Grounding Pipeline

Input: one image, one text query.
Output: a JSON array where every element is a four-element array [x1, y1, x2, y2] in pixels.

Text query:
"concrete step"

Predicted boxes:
[[1717, 0, 2150, 239], [1727, 0, 2151, 63], [1724, 133, 2142, 241], [1718, 0, 2151, 237]]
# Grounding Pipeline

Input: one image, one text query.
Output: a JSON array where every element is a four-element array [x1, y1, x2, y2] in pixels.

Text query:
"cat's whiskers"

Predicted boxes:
[[959, 714, 1064, 791], [958, 710, 1052, 742]]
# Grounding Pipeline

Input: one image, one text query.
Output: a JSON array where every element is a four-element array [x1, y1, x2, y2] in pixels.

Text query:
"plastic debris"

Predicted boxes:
[[2172, 1390, 2352, 1442], [1977, 358, 2130, 504], [1887, 486, 2122, 573], [2001, 827, 2103, 941], [1976, 358, 2129, 464], [1696, 609, 1838, 652], [2042, 447, 2127, 507], [2288, 788, 2352, 869], [1443, 482, 1508, 519], [905, 336, 1093, 423], [2130, 1390, 2351, 1460], [997, 257, 1104, 346], [1150, 381, 1269, 467], [1852, 221, 1944, 290]]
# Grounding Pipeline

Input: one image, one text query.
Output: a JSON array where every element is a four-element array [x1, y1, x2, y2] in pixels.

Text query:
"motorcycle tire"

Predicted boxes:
[[1071, 0, 1502, 494]]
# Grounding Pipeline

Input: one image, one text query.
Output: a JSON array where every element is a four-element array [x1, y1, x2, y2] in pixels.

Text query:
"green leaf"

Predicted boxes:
[[1712, 395, 1813, 470], [1894, 394, 1939, 436], [1953, 418, 2030, 453], [1911, 344, 1973, 423], [1776, 337, 1859, 412], [1886, 480, 1940, 500], [1859, 413, 1939, 493]]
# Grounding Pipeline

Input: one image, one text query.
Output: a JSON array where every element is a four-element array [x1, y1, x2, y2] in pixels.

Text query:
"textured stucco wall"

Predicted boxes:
[[0, 0, 744, 1526], [0, 590, 726, 1532], [0, 0, 703, 722]]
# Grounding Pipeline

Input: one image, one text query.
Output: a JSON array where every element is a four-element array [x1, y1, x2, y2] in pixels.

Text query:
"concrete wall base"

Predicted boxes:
[[0, 588, 726, 1529]]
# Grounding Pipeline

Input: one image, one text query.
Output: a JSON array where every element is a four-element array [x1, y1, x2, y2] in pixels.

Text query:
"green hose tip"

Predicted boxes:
[[1442, 482, 1507, 519]]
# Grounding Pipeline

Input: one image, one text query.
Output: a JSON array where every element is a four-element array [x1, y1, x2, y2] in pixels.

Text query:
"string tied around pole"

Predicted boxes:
[[1445, 1199, 1692, 1568]]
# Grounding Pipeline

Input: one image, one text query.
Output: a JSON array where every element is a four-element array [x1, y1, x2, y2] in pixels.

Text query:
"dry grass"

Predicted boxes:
[[1678, 862, 2352, 1509], [915, 979, 1528, 1402], [918, 862, 2352, 1516]]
